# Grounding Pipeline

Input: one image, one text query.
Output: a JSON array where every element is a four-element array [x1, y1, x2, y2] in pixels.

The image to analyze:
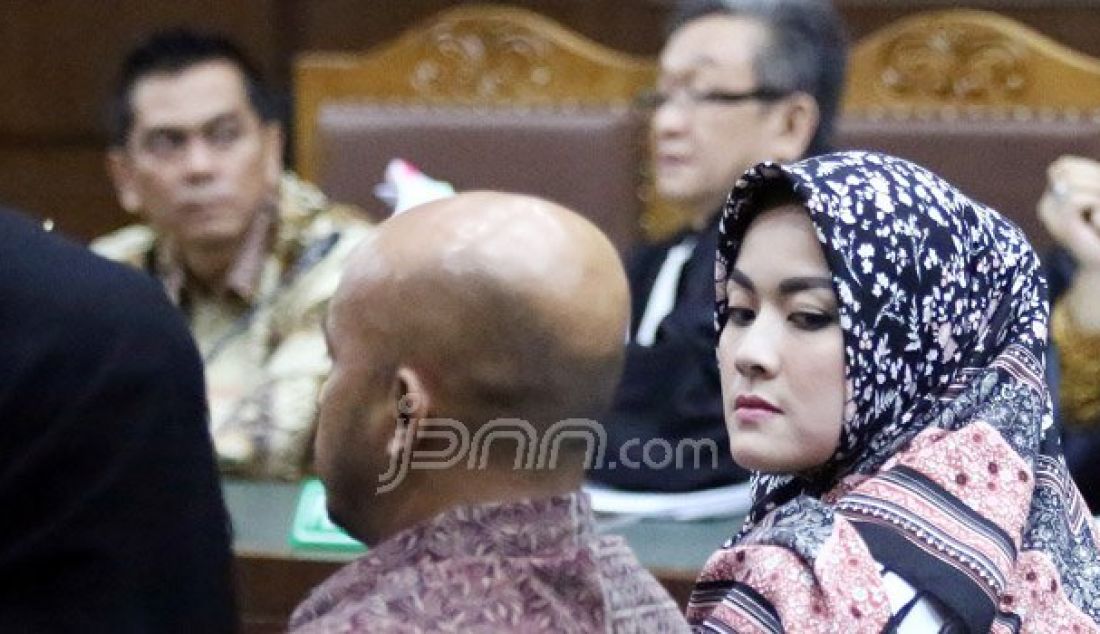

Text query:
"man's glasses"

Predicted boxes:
[[636, 87, 789, 111]]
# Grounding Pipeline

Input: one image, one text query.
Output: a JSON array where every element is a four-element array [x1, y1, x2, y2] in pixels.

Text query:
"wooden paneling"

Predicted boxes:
[[843, 9, 1100, 113], [0, 1, 279, 140], [277, 0, 668, 60], [4, 0, 1100, 242], [840, 6, 1100, 60], [234, 553, 341, 634], [277, 1, 1100, 63], [0, 147, 124, 242]]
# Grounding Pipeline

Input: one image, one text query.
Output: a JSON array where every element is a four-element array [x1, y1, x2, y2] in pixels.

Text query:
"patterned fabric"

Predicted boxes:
[[1052, 299, 1100, 426], [289, 492, 689, 633], [689, 152, 1100, 632], [91, 172, 372, 479], [1046, 248, 1100, 512]]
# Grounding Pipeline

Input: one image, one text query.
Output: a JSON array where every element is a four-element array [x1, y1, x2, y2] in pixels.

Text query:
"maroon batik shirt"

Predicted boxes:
[[289, 492, 690, 633]]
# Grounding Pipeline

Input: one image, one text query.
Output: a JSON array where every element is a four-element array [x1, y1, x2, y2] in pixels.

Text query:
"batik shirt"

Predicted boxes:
[[289, 492, 690, 633], [1052, 299, 1100, 426], [91, 173, 372, 479], [689, 153, 1100, 633]]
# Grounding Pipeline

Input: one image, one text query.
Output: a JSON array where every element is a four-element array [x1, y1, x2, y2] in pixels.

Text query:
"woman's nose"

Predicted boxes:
[[731, 318, 780, 380]]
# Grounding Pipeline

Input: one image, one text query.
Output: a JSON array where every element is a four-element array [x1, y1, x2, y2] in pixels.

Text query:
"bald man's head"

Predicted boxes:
[[316, 192, 630, 542], [334, 192, 630, 427]]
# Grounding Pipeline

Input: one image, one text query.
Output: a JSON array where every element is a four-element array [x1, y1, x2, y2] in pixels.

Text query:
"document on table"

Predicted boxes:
[[584, 480, 752, 522]]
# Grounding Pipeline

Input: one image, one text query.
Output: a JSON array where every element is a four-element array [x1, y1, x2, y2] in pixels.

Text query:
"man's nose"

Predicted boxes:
[[652, 97, 689, 138], [182, 138, 217, 179]]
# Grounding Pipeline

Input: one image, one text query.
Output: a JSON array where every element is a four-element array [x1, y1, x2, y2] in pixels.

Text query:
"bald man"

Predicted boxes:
[[289, 192, 688, 633]]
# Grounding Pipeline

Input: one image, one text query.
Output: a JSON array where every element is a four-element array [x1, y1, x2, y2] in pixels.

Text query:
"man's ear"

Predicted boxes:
[[767, 92, 820, 163], [386, 366, 431, 459], [106, 149, 142, 214], [262, 122, 285, 190]]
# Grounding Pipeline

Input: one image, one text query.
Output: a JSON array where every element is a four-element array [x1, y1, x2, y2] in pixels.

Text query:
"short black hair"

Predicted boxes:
[[671, 0, 849, 156], [107, 28, 276, 148]]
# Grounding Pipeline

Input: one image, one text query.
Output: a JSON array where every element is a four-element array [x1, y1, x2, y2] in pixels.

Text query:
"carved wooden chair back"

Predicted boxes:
[[844, 9, 1100, 117], [294, 5, 658, 249], [838, 9, 1100, 249]]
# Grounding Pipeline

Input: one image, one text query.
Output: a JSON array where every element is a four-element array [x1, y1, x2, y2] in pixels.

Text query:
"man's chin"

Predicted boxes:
[[325, 498, 370, 544], [655, 179, 703, 202], [325, 500, 345, 529], [178, 227, 247, 253], [656, 188, 717, 218]]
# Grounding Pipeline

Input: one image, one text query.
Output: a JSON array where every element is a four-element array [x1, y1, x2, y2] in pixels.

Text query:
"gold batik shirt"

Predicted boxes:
[[1052, 300, 1100, 427], [91, 173, 373, 479]]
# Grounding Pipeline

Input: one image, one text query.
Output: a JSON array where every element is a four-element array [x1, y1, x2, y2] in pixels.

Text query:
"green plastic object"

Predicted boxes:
[[288, 479, 367, 552]]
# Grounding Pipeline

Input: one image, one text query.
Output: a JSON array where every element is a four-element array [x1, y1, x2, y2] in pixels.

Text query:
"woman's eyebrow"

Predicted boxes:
[[729, 269, 755, 292], [778, 276, 833, 295], [729, 270, 833, 296]]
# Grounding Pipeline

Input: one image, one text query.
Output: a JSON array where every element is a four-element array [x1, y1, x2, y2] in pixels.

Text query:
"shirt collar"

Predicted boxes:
[[289, 491, 599, 628], [157, 203, 277, 305], [346, 491, 597, 578]]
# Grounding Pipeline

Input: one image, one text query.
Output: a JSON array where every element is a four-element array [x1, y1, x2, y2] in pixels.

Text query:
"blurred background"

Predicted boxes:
[[3, 0, 1099, 242]]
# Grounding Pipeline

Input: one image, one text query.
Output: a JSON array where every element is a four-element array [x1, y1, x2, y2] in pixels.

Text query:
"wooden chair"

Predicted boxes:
[[294, 4, 657, 252], [837, 9, 1100, 251]]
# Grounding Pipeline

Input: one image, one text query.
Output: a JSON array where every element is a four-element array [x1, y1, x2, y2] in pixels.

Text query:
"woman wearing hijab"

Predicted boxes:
[[687, 152, 1100, 632]]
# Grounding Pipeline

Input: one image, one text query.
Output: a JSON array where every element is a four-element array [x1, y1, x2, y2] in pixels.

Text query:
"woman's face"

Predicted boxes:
[[717, 203, 846, 473]]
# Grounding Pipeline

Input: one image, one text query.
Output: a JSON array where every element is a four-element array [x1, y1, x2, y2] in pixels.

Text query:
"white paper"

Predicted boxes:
[[583, 480, 753, 521]]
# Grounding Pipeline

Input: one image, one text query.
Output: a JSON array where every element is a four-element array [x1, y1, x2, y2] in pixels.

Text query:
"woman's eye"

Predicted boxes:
[[727, 307, 755, 327], [789, 311, 835, 331]]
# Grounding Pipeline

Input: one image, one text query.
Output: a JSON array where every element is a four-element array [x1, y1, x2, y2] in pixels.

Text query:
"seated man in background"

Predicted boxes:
[[92, 30, 372, 479], [1038, 154, 1100, 510], [588, 0, 848, 491], [290, 192, 689, 632], [0, 209, 234, 631]]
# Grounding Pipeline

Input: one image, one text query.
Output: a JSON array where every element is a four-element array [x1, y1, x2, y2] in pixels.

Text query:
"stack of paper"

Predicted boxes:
[[583, 480, 753, 521]]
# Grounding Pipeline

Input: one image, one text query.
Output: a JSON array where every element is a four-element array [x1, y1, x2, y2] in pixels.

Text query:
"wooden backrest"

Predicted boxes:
[[843, 9, 1100, 118], [293, 5, 658, 250], [295, 4, 655, 176], [295, 7, 1100, 251], [837, 9, 1100, 251]]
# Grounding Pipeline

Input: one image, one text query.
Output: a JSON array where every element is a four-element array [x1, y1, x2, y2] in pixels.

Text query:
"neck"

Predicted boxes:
[[687, 207, 720, 231], [360, 467, 585, 546], [181, 241, 241, 292], [682, 195, 725, 231]]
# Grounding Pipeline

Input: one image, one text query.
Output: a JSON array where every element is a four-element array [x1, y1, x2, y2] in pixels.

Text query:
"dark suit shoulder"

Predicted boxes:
[[0, 209, 181, 343]]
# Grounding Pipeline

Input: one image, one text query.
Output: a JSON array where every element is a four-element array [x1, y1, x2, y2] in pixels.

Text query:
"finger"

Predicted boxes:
[[1065, 228, 1100, 267], [1064, 192, 1100, 218], [1050, 181, 1068, 202], [1038, 193, 1071, 242], [1040, 192, 1100, 246], [1054, 158, 1100, 193], [1038, 190, 1056, 224]]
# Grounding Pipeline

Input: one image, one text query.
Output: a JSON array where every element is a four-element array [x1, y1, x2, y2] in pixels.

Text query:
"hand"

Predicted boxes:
[[1038, 155, 1100, 270]]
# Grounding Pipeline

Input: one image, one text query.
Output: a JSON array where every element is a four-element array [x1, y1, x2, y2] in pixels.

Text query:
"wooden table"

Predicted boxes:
[[224, 480, 740, 633]]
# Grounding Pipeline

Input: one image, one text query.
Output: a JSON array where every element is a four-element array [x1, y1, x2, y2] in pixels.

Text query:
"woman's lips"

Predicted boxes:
[[734, 395, 782, 424]]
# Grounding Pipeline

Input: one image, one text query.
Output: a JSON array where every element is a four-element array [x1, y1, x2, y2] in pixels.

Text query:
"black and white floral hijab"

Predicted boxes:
[[714, 151, 1100, 622]]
